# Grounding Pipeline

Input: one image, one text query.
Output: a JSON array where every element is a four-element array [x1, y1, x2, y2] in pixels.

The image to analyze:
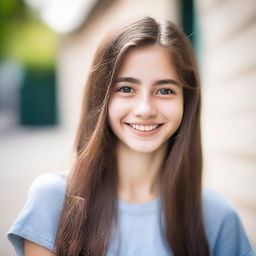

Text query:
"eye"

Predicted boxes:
[[156, 88, 175, 95], [117, 86, 135, 93]]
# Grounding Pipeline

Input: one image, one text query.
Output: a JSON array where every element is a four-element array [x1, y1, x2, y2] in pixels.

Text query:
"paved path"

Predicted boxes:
[[0, 122, 74, 256]]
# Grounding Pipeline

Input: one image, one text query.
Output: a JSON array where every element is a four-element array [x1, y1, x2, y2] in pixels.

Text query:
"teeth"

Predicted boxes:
[[130, 124, 159, 131]]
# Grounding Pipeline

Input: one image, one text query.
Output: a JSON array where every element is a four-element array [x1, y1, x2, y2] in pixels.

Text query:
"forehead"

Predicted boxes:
[[117, 45, 178, 80]]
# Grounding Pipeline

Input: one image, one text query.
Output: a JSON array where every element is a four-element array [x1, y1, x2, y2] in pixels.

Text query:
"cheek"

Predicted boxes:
[[108, 98, 127, 125], [159, 100, 184, 121], [107, 100, 116, 127], [174, 101, 184, 119]]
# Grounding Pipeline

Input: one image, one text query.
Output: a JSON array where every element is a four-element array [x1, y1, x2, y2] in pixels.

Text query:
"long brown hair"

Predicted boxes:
[[55, 17, 209, 256]]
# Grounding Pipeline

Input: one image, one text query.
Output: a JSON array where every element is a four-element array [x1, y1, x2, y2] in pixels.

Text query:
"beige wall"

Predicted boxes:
[[197, 0, 256, 247]]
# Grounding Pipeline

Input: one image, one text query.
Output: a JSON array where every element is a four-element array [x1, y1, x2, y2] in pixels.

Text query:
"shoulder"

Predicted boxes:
[[28, 171, 67, 201], [202, 188, 236, 219], [202, 188, 255, 255], [23, 171, 68, 228], [7, 171, 68, 254], [202, 188, 241, 235], [201, 188, 236, 239], [24, 171, 68, 216]]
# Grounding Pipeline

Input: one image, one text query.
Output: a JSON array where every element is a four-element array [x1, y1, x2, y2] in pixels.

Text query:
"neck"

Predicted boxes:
[[116, 142, 167, 203]]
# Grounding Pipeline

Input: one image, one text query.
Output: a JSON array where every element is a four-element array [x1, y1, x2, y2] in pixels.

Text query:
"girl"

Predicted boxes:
[[8, 17, 255, 256]]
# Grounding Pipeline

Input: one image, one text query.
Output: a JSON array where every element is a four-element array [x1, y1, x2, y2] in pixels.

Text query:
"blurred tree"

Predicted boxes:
[[0, 0, 59, 125], [0, 0, 58, 68]]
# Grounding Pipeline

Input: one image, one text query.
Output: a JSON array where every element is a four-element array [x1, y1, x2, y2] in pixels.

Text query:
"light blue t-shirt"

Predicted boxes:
[[7, 172, 255, 256]]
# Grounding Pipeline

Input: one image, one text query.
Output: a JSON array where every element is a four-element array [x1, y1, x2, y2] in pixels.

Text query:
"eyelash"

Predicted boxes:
[[117, 86, 135, 93], [116, 86, 176, 95], [156, 88, 175, 95]]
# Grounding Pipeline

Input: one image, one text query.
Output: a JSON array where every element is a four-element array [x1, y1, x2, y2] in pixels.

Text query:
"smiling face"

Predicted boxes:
[[108, 45, 184, 154]]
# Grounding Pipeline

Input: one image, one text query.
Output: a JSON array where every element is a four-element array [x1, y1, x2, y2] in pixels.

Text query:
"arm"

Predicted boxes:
[[24, 239, 56, 256]]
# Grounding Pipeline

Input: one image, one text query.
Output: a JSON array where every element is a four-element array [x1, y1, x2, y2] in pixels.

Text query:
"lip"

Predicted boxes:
[[125, 122, 162, 126], [124, 122, 163, 137]]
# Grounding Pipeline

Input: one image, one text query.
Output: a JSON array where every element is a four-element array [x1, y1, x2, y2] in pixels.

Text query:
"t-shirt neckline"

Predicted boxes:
[[118, 197, 161, 215]]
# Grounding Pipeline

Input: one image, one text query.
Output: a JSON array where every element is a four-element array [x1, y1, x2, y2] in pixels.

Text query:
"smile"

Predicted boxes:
[[125, 123, 162, 131]]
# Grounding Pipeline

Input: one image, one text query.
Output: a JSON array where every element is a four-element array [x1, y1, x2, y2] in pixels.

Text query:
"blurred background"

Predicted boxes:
[[0, 0, 255, 254]]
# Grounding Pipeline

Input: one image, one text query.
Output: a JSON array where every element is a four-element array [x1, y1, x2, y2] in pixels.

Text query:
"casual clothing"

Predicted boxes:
[[7, 172, 255, 256]]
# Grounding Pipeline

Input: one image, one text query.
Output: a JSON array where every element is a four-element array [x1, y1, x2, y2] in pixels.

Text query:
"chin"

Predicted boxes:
[[126, 142, 163, 154]]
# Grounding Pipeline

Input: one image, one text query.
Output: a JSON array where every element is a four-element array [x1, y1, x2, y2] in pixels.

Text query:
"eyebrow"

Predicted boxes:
[[115, 77, 180, 86]]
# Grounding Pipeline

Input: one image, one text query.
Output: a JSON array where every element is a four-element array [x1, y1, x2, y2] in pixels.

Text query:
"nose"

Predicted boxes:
[[133, 96, 157, 119]]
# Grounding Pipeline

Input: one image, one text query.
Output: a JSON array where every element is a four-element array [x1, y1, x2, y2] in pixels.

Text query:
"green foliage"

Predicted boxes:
[[0, 0, 58, 68], [0, 0, 24, 18]]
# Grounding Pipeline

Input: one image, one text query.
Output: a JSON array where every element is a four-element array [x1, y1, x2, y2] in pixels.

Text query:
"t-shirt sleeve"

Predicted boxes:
[[7, 172, 66, 256], [214, 208, 255, 256], [203, 189, 256, 256]]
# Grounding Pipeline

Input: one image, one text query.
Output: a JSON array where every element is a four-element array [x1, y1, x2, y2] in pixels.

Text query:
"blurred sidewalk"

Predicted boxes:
[[0, 113, 74, 255]]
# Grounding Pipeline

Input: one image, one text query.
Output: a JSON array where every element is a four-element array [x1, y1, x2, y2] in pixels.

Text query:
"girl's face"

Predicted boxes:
[[108, 45, 184, 153]]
